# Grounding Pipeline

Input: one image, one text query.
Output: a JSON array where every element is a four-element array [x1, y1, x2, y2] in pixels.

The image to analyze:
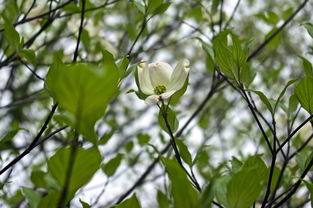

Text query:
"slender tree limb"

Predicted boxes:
[[57, 0, 86, 206], [224, 0, 241, 29], [0, 104, 58, 175], [158, 101, 202, 192], [219, 0, 224, 32], [276, 114, 313, 154], [247, 0, 310, 61], [0, 0, 74, 33], [273, 155, 313, 207]]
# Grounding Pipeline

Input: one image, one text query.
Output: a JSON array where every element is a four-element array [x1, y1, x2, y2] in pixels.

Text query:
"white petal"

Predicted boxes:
[[167, 59, 190, 91], [148, 62, 173, 87], [160, 90, 176, 100], [145, 95, 160, 105], [137, 62, 154, 95]]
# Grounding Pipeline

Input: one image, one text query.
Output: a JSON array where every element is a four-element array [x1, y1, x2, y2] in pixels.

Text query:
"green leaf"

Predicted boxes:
[[45, 53, 119, 143], [229, 157, 243, 173], [157, 190, 169, 208], [214, 176, 231, 207], [170, 77, 189, 105], [137, 134, 151, 146], [1, 1, 19, 23], [3, 22, 21, 52], [299, 56, 313, 77], [115, 194, 141, 208], [274, 80, 297, 112], [303, 23, 313, 39], [211, 0, 221, 15], [256, 11, 279, 25], [240, 64, 255, 86], [158, 105, 179, 134], [213, 33, 235, 79], [99, 131, 114, 145], [81, 29, 91, 51], [80, 199, 91, 208], [48, 147, 102, 200], [162, 158, 198, 208], [0, 128, 23, 145], [269, 166, 280, 189], [197, 180, 215, 208], [249, 90, 274, 114], [21, 187, 41, 208], [195, 37, 215, 72], [265, 27, 282, 50], [231, 34, 247, 72], [227, 168, 262, 208], [102, 50, 120, 78], [176, 139, 193, 166], [294, 76, 313, 114], [30, 170, 46, 188], [147, 0, 163, 14], [243, 155, 267, 181], [132, 0, 145, 14], [125, 141, 134, 153], [186, 7, 203, 22], [102, 153, 123, 177], [288, 94, 299, 114], [304, 180, 313, 207], [19, 49, 36, 65], [213, 32, 248, 83], [38, 191, 59, 208], [294, 151, 305, 170], [305, 152, 313, 171], [117, 56, 130, 79], [152, 2, 171, 15], [266, 11, 279, 25]]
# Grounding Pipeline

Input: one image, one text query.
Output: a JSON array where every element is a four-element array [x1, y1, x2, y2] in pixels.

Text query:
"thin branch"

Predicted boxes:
[[276, 114, 313, 154], [0, 89, 46, 109], [287, 133, 313, 160], [247, 0, 309, 61], [0, 0, 74, 33], [273, 155, 313, 207], [19, 59, 45, 81], [224, 0, 241, 29], [127, 15, 148, 57], [158, 102, 201, 192], [219, 0, 224, 32], [57, 0, 86, 206], [0, 104, 58, 175]]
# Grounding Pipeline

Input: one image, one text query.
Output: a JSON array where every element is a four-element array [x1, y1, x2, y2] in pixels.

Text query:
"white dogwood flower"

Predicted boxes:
[[137, 59, 190, 105]]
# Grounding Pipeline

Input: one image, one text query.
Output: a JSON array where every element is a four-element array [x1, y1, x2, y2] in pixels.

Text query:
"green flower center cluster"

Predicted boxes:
[[154, 85, 166, 95]]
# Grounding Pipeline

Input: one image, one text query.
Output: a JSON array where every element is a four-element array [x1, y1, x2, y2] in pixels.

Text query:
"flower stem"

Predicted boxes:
[[158, 101, 202, 192]]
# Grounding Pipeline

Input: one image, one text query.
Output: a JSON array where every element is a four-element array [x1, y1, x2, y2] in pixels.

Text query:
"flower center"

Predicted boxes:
[[154, 85, 166, 95]]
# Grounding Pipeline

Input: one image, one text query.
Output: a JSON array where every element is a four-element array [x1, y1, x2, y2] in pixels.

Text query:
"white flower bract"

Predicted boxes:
[[137, 59, 190, 105]]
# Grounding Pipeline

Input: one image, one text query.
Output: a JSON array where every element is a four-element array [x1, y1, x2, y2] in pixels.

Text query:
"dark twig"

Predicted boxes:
[[57, 0, 86, 206], [0, 104, 58, 175], [273, 155, 313, 207], [0, 0, 74, 33], [19, 59, 45, 81], [224, 0, 241, 29], [158, 102, 202, 192], [276, 114, 313, 154], [219, 0, 224, 32], [247, 0, 310, 61]]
